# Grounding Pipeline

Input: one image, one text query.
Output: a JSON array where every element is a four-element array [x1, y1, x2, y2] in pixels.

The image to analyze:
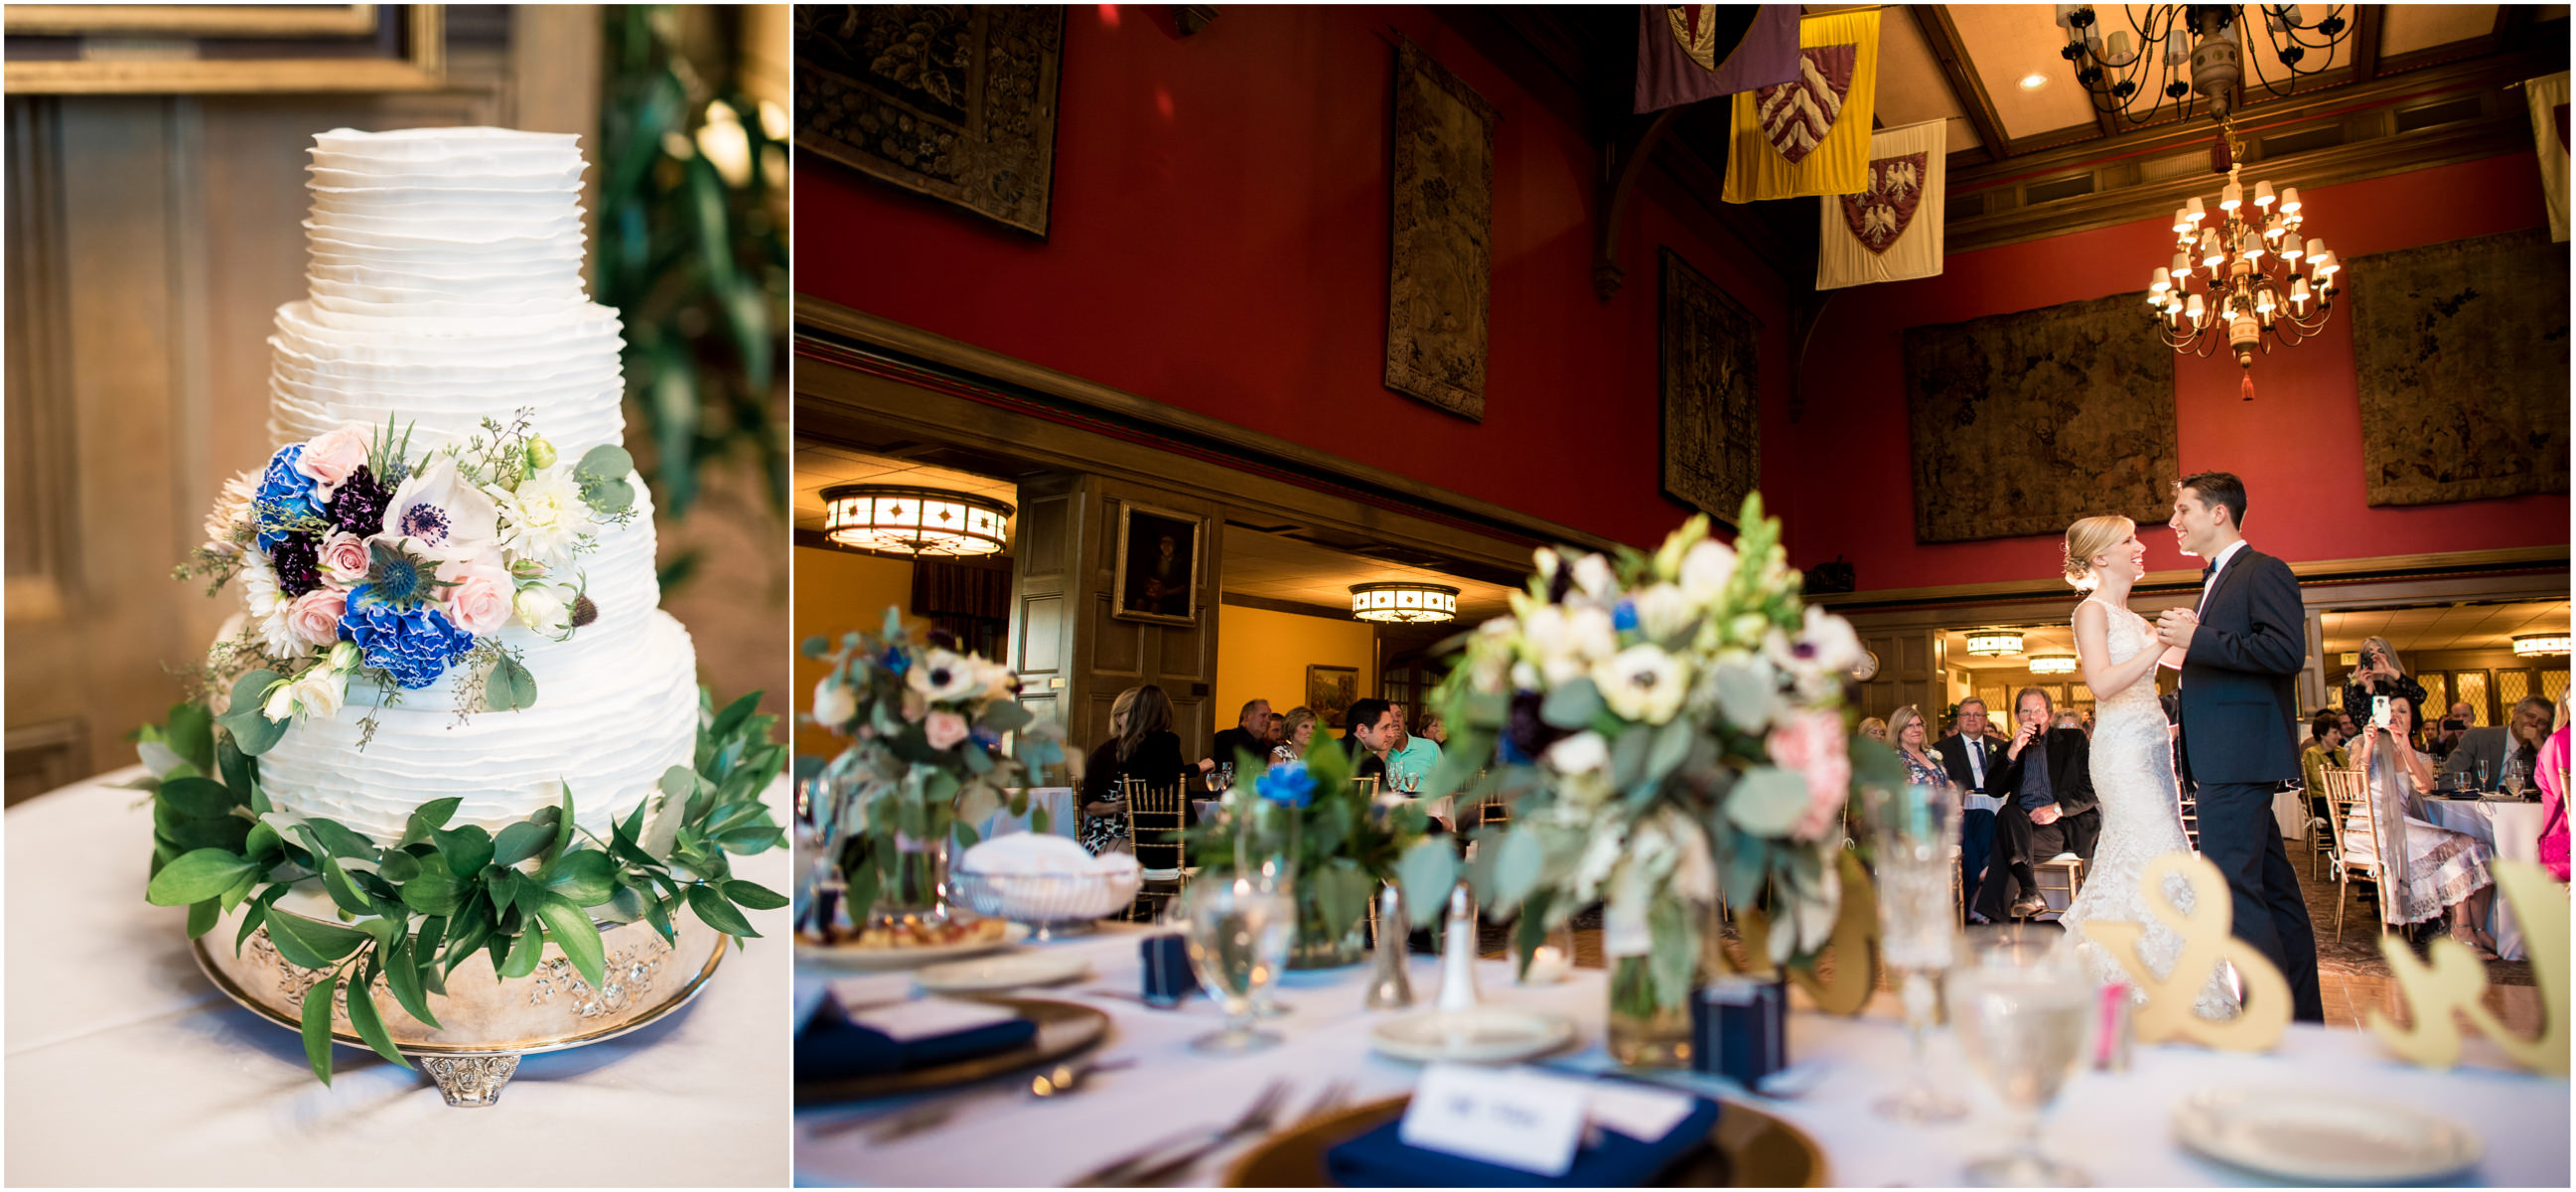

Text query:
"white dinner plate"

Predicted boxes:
[[794, 922, 1031, 970], [2172, 1085, 2484, 1184], [914, 951, 1092, 993], [1368, 1006, 1577, 1065]]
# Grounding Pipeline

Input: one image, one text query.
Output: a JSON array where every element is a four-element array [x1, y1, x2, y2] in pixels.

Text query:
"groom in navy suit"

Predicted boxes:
[[2154, 472, 2325, 1023]]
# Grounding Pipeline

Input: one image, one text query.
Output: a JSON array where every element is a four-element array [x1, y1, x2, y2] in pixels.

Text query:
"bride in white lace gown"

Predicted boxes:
[[2058, 515, 2240, 1019]]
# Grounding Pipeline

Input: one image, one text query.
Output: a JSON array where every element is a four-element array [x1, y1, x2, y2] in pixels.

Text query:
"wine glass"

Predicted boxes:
[[2475, 758, 2494, 793], [1866, 781, 1968, 1124], [1948, 928, 2094, 1186], [2502, 759, 2528, 799], [1182, 873, 1292, 1053]]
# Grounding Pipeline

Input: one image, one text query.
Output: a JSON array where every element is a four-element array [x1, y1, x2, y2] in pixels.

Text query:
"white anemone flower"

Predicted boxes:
[[381, 456, 502, 565], [1594, 644, 1691, 725]]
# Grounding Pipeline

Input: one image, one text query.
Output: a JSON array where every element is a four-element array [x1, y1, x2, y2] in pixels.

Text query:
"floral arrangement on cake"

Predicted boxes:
[[803, 609, 1069, 927], [1408, 494, 1903, 1019], [135, 686, 788, 1085], [178, 410, 638, 750]]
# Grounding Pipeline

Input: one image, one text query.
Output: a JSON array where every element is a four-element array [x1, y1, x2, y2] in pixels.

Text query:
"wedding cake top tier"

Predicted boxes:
[[301, 127, 591, 320]]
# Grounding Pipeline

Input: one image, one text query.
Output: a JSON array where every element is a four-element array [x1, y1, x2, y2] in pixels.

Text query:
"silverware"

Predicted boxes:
[[814, 1056, 1134, 1144], [1031, 1056, 1136, 1098], [1293, 1078, 1355, 1126], [1069, 1077, 1293, 1187]]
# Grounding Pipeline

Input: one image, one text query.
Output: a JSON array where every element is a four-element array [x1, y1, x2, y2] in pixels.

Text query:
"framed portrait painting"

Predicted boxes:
[[1306, 666, 1359, 729], [1110, 502, 1202, 626]]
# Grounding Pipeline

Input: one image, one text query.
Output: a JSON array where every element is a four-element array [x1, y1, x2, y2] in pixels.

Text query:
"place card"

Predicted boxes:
[[824, 973, 918, 1012], [845, 995, 1019, 1041], [1398, 1063, 1588, 1176], [1579, 1077, 1699, 1141]]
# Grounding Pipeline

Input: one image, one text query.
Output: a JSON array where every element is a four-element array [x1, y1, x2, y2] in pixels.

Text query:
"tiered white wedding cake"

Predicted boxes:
[[208, 127, 699, 844]]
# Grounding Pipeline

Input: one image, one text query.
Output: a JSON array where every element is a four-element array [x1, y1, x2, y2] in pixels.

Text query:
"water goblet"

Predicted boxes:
[[1865, 781, 1969, 1124], [2476, 758, 2494, 792], [1182, 873, 1293, 1053], [1948, 928, 2095, 1186]]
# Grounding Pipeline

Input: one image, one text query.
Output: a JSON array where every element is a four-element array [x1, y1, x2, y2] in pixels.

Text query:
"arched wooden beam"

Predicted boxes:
[[1592, 105, 1683, 300]]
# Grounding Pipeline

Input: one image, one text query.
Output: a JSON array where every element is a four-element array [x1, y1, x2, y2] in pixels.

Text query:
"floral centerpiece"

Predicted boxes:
[[802, 608, 1067, 929], [1407, 494, 1901, 1065], [1186, 737, 1430, 968], [178, 411, 637, 749]]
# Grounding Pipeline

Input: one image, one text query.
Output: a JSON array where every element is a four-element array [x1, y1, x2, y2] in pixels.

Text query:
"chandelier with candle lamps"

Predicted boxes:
[[2146, 124, 2338, 402], [2053, 4, 2352, 127]]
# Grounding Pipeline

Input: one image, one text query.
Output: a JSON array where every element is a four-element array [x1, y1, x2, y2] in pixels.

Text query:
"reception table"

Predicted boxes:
[[2423, 796, 2547, 961], [792, 923, 2569, 1187], [7, 766, 790, 1187], [983, 786, 1079, 841]]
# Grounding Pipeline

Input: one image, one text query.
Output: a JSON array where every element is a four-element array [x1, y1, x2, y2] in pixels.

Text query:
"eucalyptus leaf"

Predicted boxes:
[[1724, 766, 1814, 837], [485, 653, 537, 712], [217, 670, 290, 756], [1487, 827, 1547, 916], [1539, 678, 1606, 730], [167, 700, 216, 773], [1396, 839, 1460, 927], [301, 973, 340, 1086]]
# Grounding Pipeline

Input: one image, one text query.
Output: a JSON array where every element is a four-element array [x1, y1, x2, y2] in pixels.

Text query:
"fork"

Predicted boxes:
[[1068, 1078, 1292, 1187]]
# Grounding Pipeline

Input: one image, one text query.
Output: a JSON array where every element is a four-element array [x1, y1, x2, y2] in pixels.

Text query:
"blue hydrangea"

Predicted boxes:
[[254, 444, 320, 551], [1254, 760, 1315, 809], [338, 586, 475, 689]]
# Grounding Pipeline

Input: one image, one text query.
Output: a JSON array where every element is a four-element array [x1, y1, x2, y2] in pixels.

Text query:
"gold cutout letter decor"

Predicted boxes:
[[1726, 852, 1881, 1016], [2081, 853, 2291, 1052], [2366, 860, 2569, 1075]]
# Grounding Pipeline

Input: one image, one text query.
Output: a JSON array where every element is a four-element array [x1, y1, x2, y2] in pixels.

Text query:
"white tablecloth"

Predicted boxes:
[[7, 765, 790, 1186], [2424, 797, 2547, 962], [792, 926, 2569, 1187], [2273, 786, 2311, 841], [982, 786, 1078, 841]]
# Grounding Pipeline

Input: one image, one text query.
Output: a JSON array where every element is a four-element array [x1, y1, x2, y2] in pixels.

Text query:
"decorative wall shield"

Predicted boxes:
[[1384, 39, 1498, 421], [1755, 45, 1856, 164], [2346, 227, 2570, 507], [1904, 292, 2178, 543], [1840, 153, 1925, 253], [794, 5, 1064, 238], [1659, 248, 1764, 528]]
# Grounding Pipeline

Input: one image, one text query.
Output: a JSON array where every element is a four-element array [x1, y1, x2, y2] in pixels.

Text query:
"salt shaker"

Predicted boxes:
[[1364, 884, 1414, 1009], [1436, 884, 1481, 1012]]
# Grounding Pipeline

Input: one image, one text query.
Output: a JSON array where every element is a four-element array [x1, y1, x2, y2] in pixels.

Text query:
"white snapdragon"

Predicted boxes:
[[1571, 552, 1616, 600]]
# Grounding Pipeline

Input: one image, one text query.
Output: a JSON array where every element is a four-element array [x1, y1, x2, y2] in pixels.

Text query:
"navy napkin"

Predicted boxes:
[[793, 997, 1037, 1080], [1323, 1096, 1721, 1187]]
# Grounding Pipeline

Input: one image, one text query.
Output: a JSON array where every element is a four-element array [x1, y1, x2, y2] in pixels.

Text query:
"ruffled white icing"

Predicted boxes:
[[235, 126, 701, 846]]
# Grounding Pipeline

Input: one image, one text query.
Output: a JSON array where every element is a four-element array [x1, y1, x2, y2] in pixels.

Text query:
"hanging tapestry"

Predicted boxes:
[[1660, 248, 1764, 527], [1385, 38, 1499, 421], [2348, 228, 2571, 507]]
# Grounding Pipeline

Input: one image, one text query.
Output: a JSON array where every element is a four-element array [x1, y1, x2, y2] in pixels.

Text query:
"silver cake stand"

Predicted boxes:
[[193, 889, 727, 1107]]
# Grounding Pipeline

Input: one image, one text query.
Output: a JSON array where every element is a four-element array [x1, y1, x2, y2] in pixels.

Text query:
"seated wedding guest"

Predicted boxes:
[[1078, 684, 1196, 855], [1419, 708, 1448, 747], [1264, 710, 1287, 750], [2539, 693, 2569, 882], [2444, 696, 2552, 786], [1978, 687, 2100, 921], [1383, 702, 1442, 789], [1273, 706, 1319, 763], [2349, 693, 2499, 957], [2339, 708, 2361, 741], [2053, 711, 2081, 732], [1856, 716, 1889, 745], [1889, 705, 1944, 791], [1343, 697, 1400, 786], [2341, 636, 2430, 741], [1205, 697, 1273, 773], [1936, 697, 2005, 919], [2301, 712, 2349, 797], [2429, 699, 2477, 762]]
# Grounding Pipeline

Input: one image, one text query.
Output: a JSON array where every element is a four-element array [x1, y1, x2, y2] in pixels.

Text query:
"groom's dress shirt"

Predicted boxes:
[[2195, 538, 2249, 616]]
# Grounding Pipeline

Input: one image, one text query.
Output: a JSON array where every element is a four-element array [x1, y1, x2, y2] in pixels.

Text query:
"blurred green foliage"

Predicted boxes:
[[597, 5, 788, 552]]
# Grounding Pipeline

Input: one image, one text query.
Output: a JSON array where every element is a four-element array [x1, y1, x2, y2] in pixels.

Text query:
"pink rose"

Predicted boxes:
[[1768, 710, 1853, 842], [295, 428, 370, 496], [318, 530, 370, 588], [285, 587, 348, 650], [436, 560, 513, 637], [926, 709, 970, 751]]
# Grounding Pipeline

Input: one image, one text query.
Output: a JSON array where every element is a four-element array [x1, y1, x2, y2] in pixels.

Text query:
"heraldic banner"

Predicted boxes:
[[1721, 6, 1880, 204], [1635, 5, 1799, 114], [1816, 118, 1947, 290], [2526, 71, 2569, 242]]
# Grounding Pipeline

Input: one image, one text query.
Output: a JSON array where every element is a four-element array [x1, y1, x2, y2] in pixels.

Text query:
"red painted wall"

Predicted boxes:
[[1778, 151, 2567, 591], [797, 4, 1790, 550]]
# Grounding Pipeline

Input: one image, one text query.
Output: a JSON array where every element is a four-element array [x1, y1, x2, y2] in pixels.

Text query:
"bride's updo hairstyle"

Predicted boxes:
[[2063, 515, 2135, 591]]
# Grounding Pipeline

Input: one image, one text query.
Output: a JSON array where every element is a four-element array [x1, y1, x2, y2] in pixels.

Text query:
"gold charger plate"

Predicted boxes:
[[1222, 1093, 1827, 1187], [793, 995, 1112, 1105]]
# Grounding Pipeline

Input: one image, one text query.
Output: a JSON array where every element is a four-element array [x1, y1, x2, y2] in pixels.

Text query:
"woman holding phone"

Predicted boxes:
[[2349, 692, 2499, 957]]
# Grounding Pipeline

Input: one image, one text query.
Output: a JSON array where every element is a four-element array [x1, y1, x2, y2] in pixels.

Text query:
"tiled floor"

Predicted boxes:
[[1483, 834, 2546, 1033]]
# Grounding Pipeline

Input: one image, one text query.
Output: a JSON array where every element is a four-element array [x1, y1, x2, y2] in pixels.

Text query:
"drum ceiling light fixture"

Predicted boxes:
[[2512, 634, 2570, 658], [2028, 654, 2078, 675], [819, 483, 1014, 557], [1350, 581, 1459, 625], [1966, 631, 2026, 658]]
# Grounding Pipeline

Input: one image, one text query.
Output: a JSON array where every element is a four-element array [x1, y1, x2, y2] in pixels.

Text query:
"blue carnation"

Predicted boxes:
[[338, 586, 476, 689], [1254, 761, 1315, 809], [254, 444, 319, 550]]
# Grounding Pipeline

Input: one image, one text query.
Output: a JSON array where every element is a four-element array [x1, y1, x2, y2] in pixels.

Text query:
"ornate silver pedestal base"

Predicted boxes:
[[422, 1055, 521, 1107], [191, 890, 727, 1107]]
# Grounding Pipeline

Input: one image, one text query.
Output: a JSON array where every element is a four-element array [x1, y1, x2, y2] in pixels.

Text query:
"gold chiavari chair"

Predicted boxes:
[[1124, 778, 1192, 882], [2316, 767, 2388, 942]]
